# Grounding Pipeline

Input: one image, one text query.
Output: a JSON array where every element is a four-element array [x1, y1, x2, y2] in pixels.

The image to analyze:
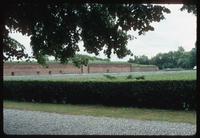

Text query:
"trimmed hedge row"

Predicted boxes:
[[3, 80, 196, 110]]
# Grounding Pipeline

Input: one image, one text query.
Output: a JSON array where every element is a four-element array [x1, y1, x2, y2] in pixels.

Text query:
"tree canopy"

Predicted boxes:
[[128, 55, 149, 65], [128, 46, 196, 69], [3, 2, 171, 64], [180, 4, 197, 16]]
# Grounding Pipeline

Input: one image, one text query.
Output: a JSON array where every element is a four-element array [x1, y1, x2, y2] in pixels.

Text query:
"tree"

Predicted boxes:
[[189, 47, 196, 67], [150, 46, 196, 69], [128, 55, 149, 65], [150, 53, 164, 69], [180, 3, 196, 68], [128, 58, 134, 63], [173, 46, 185, 67], [2, 2, 170, 65], [177, 46, 185, 53], [70, 54, 89, 68], [177, 52, 192, 69], [180, 4, 197, 16], [3, 36, 30, 61]]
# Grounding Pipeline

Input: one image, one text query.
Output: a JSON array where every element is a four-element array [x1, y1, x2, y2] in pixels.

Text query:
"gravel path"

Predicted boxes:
[[3, 109, 196, 135]]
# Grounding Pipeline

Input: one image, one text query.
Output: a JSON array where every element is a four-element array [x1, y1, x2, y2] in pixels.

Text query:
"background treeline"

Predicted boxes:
[[128, 47, 196, 69], [10, 46, 196, 70]]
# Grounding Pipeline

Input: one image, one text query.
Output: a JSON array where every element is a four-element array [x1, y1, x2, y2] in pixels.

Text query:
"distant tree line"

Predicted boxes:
[[128, 46, 196, 69]]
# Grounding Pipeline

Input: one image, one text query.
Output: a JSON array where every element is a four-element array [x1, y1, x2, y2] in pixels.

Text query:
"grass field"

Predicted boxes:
[[3, 100, 196, 124], [3, 70, 196, 82]]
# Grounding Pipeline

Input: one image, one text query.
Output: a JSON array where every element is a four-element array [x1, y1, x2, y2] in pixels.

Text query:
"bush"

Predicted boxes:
[[103, 75, 116, 80], [135, 76, 145, 80], [3, 80, 196, 110], [126, 75, 133, 79]]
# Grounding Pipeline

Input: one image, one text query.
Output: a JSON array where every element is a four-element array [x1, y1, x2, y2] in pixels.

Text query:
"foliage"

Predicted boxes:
[[3, 2, 170, 64], [135, 76, 145, 80], [128, 55, 149, 65], [131, 63, 157, 67], [126, 75, 145, 80], [180, 4, 197, 16], [69, 54, 111, 67], [4, 80, 196, 110], [73, 54, 110, 62], [126, 75, 133, 79], [3, 54, 110, 67], [3, 37, 29, 61], [70, 54, 89, 68], [89, 61, 129, 64], [34, 53, 49, 67], [103, 75, 116, 80], [150, 47, 196, 69], [129, 47, 196, 69]]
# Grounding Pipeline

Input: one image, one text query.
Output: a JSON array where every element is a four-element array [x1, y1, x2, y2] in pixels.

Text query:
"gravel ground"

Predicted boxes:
[[3, 109, 196, 135]]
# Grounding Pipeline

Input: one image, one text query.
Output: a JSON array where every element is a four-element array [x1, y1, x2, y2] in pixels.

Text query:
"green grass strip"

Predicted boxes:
[[3, 100, 196, 125]]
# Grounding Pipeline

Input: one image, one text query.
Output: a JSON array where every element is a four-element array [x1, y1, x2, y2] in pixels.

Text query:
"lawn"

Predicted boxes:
[[3, 70, 196, 82], [3, 100, 196, 125]]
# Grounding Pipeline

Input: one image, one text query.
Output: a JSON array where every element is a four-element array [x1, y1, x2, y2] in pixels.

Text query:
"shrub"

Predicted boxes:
[[103, 75, 116, 80], [3, 80, 196, 110], [135, 76, 145, 80], [126, 75, 133, 79]]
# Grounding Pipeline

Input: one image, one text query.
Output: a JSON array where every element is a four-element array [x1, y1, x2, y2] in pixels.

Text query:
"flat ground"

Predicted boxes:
[[3, 109, 196, 135], [3, 70, 196, 81], [4, 101, 196, 124]]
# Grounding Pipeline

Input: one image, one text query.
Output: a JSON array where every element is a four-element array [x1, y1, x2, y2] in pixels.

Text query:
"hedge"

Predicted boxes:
[[3, 80, 196, 110]]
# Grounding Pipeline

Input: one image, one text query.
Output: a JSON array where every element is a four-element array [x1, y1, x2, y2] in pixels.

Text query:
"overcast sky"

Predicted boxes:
[[9, 4, 196, 61]]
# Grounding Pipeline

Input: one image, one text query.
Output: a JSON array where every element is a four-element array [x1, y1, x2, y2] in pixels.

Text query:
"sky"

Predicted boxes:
[[9, 4, 196, 61]]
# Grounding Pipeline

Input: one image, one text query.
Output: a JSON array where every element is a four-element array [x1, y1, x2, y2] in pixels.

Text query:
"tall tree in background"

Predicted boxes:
[[150, 47, 196, 69], [2, 2, 170, 64], [189, 47, 196, 67], [180, 3, 196, 68], [128, 55, 149, 65]]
